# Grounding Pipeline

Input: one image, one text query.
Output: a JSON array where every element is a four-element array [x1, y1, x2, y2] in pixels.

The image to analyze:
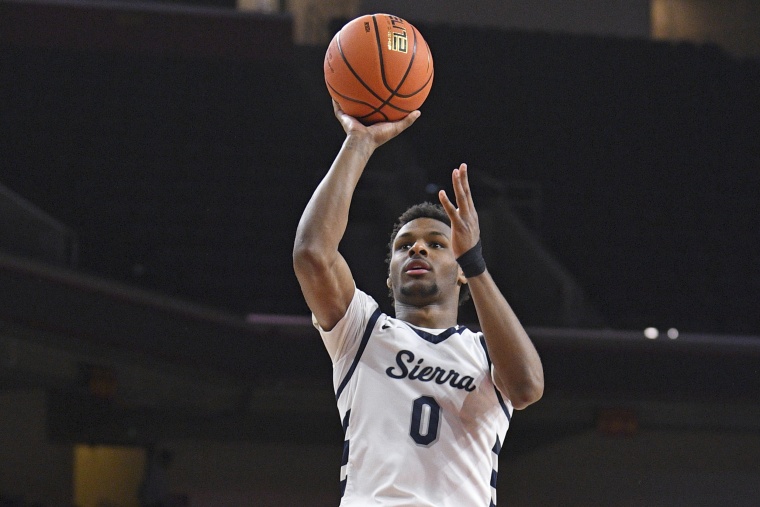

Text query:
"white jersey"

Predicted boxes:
[[314, 288, 513, 507]]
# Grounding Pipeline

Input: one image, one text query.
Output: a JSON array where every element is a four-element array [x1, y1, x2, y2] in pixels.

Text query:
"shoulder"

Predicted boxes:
[[313, 288, 385, 361]]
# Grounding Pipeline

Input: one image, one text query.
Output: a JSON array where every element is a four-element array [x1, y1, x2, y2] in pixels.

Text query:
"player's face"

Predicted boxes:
[[388, 218, 463, 305]]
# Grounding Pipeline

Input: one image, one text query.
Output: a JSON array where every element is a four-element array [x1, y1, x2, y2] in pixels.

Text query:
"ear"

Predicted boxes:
[[387, 277, 392, 289], [457, 266, 468, 287]]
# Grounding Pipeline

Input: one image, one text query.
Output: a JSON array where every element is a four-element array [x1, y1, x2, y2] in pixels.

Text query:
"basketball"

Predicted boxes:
[[324, 13, 434, 124]]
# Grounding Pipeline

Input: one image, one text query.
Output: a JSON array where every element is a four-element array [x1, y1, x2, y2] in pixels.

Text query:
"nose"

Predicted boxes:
[[408, 240, 428, 257]]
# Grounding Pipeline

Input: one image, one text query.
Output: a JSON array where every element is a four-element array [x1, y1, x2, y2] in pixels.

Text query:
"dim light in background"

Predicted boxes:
[[650, 0, 760, 58], [74, 445, 145, 507]]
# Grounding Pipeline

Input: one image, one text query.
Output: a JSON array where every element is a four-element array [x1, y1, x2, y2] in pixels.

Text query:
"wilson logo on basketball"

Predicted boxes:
[[387, 16, 408, 53]]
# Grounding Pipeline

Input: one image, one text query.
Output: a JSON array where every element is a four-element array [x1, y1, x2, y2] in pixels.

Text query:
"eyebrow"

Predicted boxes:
[[395, 230, 448, 241]]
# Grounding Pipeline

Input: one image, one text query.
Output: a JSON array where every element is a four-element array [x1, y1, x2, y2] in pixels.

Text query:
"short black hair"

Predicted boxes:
[[386, 202, 471, 305]]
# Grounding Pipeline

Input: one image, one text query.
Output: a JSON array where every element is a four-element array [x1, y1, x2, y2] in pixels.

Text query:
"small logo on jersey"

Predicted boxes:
[[386, 350, 477, 392], [386, 15, 408, 53]]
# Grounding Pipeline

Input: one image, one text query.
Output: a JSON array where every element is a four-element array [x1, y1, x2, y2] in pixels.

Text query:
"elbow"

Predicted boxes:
[[293, 240, 330, 276], [293, 240, 312, 267], [499, 374, 544, 411], [511, 382, 544, 410], [293, 234, 317, 263], [293, 243, 317, 273]]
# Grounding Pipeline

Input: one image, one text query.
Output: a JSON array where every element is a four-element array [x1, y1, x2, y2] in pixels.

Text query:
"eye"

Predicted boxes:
[[397, 243, 412, 251], [429, 241, 443, 249]]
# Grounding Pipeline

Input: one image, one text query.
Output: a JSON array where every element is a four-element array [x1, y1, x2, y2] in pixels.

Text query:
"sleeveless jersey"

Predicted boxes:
[[314, 288, 513, 507]]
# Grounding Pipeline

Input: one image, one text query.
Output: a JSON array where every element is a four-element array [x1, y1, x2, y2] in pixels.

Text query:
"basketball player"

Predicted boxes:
[[293, 102, 544, 506]]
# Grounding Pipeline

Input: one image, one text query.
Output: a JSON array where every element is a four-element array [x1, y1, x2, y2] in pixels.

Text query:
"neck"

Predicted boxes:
[[394, 301, 459, 329]]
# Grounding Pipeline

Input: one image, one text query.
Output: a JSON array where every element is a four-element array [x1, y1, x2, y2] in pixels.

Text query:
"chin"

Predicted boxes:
[[399, 282, 440, 301]]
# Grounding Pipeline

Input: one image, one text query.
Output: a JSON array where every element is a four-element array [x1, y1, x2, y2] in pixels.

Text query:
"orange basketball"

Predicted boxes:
[[324, 13, 434, 124]]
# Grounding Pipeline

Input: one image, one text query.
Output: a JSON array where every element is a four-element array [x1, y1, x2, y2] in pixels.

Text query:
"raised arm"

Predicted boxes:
[[293, 102, 420, 330], [439, 164, 544, 410]]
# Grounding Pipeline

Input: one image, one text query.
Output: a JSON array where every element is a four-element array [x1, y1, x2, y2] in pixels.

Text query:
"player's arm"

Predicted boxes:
[[293, 102, 420, 331], [439, 164, 544, 410], [466, 271, 544, 409]]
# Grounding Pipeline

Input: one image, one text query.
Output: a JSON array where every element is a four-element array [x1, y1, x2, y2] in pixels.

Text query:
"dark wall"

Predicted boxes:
[[2, 18, 759, 334], [415, 26, 760, 334]]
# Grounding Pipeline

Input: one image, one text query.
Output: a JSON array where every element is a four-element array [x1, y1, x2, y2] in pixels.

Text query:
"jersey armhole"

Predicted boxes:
[[314, 287, 379, 363], [479, 334, 512, 410]]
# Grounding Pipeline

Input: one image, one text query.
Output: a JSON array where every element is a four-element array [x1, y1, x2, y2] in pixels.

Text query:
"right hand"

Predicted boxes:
[[333, 100, 421, 152]]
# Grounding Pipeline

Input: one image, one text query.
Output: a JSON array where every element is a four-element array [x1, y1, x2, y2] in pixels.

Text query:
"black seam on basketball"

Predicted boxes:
[[366, 19, 417, 116], [373, 24, 431, 113], [326, 80, 389, 121], [335, 21, 388, 106], [373, 16, 388, 94], [352, 14, 402, 121], [380, 23, 416, 95], [360, 15, 399, 119], [393, 37, 434, 98], [394, 69, 433, 99]]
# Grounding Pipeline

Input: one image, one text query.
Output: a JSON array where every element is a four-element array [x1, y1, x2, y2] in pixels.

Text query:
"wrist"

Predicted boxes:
[[344, 133, 377, 159], [456, 239, 487, 278]]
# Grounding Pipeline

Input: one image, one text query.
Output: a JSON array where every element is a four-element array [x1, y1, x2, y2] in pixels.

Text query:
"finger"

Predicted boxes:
[[438, 189, 457, 219], [455, 163, 475, 212], [451, 166, 467, 212], [394, 110, 421, 133], [370, 110, 420, 130], [370, 110, 421, 147], [333, 100, 355, 132]]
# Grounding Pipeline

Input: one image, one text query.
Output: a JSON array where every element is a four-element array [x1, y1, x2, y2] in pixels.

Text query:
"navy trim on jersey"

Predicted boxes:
[[492, 436, 502, 455], [341, 410, 351, 497], [479, 335, 492, 367], [489, 435, 500, 507], [403, 322, 465, 344], [340, 439, 350, 496], [336, 308, 382, 401], [495, 387, 511, 422], [480, 335, 511, 422]]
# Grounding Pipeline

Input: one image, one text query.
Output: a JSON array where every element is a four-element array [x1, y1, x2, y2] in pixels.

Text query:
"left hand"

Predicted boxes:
[[438, 163, 481, 258]]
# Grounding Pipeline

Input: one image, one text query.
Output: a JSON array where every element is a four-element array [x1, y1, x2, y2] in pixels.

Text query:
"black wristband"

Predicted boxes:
[[456, 239, 487, 278]]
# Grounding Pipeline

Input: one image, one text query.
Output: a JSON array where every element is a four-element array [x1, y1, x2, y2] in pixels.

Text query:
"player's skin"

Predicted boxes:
[[293, 101, 544, 410]]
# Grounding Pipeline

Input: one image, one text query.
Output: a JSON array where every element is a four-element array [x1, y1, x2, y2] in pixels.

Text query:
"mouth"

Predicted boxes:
[[404, 260, 431, 276]]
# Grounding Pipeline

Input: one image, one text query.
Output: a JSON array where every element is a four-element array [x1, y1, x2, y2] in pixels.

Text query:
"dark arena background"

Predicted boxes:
[[1, 0, 759, 505]]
